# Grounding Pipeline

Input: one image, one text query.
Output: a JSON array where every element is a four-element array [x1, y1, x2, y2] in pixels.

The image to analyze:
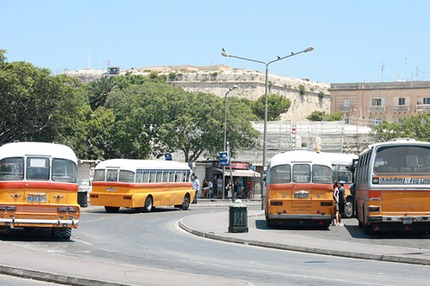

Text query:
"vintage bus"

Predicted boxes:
[[353, 139, 430, 234], [0, 142, 80, 239], [264, 150, 334, 228], [320, 152, 358, 218], [90, 159, 195, 213]]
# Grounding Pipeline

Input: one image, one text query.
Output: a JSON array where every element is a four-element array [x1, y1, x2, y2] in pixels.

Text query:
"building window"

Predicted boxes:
[[372, 98, 382, 106], [423, 98, 430, 104], [343, 99, 350, 107], [375, 118, 382, 125], [398, 98, 405, 105], [344, 117, 350, 124]]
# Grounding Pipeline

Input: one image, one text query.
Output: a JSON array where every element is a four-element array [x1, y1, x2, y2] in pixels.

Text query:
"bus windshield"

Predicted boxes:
[[374, 145, 430, 174]]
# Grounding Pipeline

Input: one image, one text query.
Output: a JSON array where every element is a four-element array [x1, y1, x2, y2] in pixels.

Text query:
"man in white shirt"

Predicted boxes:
[[192, 175, 200, 203]]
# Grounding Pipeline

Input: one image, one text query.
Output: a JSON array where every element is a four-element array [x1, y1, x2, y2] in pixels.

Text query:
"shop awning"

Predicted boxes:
[[214, 168, 261, 177]]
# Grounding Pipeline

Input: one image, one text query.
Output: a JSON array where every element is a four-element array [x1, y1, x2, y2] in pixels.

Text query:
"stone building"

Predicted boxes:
[[330, 81, 430, 126]]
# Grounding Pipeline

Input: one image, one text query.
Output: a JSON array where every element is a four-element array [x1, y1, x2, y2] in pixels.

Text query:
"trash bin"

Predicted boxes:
[[77, 191, 88, 207], [228, 201, 248, 233]]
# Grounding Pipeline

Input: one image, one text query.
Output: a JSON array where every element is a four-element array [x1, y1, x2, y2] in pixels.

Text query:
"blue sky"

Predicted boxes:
[[2, 0, 429, 83]]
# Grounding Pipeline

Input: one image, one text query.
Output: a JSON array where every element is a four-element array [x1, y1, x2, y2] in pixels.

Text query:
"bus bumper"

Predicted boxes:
[[0, 218, 79, 228], [267, 214, 332, 227], [366, 216, 430, 232]]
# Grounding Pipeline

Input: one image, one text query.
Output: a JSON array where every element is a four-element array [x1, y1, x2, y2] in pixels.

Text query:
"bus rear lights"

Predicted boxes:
[[0, 205, 17, 212], [320, 202, 333, 206], [90, 194, 99, 198], [57, 207, 78, 213], [270, 201, 283, 206], [368, 206, 380, 212], [123, 196, 132, 200]]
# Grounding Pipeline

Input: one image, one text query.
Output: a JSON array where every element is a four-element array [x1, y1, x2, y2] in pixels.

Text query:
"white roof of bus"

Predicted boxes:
[[318, 152, 358, 165], [268, 150, 332, 168], [0, 142, 77, 163], [95, 159, 191, 172], [362, 139, 430, 155]]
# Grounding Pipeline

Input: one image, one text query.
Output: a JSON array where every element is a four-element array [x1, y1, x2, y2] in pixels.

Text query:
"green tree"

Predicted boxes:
[[0, 51, 86, 146], [371, 113, 430, 142], [253, 93, 291, 121], [306, 111, 342, 121]]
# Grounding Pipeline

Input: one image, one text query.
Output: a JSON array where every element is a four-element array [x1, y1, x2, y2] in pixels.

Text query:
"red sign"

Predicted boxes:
[[292, 125, 297, 134]]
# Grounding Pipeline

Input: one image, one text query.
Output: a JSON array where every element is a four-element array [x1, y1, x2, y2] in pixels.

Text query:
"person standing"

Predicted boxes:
[[216, 176, 223, 198], [338, 181, 346, 224], [208, 178, 214, 198], [192, 175, 200, 204], [332, 181, 343, 226]]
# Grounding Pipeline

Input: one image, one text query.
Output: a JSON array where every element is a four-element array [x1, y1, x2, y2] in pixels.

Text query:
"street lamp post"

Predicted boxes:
[[223, 85, 238, 199], [221, 47, 314, 189]]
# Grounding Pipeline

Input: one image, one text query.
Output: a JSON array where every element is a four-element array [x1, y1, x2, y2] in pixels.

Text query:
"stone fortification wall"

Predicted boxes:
[[64, 65, 331, 121]]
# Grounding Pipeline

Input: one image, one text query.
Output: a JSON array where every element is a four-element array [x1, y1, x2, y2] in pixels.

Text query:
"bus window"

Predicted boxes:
[[27, 157, 49, 180], [156, 171, 163, 183], [168, 171, 175, 183], [106, 169, 118, 182], [119, 170, 134, 183], [163, 171, 169, 182], [293, 164, 310, 183], [52, 158, 76, 183], [93, 169, 105, 181], [270, 164, 291, 184], [312, 165, 332, 184], [0, 157, 24, 181]]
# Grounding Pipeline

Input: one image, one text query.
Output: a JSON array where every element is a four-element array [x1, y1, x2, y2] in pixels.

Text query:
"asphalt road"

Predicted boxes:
[[1, 204, 430, 285]]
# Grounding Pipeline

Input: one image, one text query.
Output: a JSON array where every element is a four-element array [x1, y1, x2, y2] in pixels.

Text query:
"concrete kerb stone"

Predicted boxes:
[[177, 219, 430, 266], [0, 265, 124, 286]]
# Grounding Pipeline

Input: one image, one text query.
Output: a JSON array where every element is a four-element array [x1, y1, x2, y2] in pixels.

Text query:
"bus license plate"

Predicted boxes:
[[27, 195, 47, 203], [402, 217, 412, 224]]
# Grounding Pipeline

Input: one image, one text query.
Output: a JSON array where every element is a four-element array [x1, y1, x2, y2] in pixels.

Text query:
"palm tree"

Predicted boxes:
[[88, 76, 117, 111]]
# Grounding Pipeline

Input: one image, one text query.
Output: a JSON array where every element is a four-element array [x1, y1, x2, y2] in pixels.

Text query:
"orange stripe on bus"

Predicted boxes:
[[0, 181, 78, 191]]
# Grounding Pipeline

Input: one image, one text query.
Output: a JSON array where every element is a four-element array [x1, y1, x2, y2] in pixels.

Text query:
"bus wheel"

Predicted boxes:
[[143, 196, 153, 213], [105, 206, 120, 213], [0, 226, 11, 238], [181, 195, 190, 210], [51, 228, 71, 240], [344, 200, 354, 218]]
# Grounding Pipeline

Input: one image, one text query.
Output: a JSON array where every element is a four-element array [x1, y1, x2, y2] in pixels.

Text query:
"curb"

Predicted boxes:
[[0, 265, 125, 286], [177, 220, 430, 266]]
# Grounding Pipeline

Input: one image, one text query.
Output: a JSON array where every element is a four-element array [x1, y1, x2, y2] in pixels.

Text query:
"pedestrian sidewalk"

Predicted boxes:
[[180, 202, 430, 265]]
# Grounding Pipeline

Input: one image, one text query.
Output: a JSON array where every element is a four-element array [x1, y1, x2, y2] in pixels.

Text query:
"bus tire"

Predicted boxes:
[[344, 199, 354, 218], [0, 226, 11, 238], [105, 206, 120, 213], [143, 196, 153, 213], [51, 227, 71, 240], [180, 194, 190, 210]]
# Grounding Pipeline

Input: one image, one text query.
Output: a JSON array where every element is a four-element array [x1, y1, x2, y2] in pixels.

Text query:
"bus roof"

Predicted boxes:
[[362, 139, 430, 155], [0, 142, 77, 163], [318, 152, 358, 165], [268, 150, 332, 168], [95, 159, 191, 172]]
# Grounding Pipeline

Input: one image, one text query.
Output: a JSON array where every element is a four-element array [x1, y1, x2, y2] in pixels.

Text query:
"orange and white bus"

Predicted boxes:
[[90, 159, 195, 213], [264, 150, 334, 228], [0, 142, 80, 239], [320, 152, 358, 218], [353, 139, 430, 234]]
